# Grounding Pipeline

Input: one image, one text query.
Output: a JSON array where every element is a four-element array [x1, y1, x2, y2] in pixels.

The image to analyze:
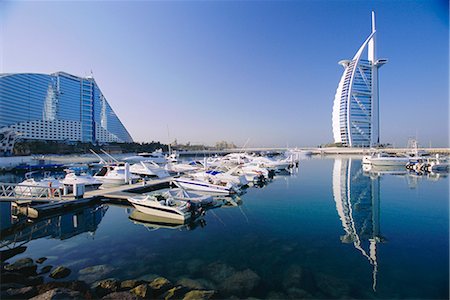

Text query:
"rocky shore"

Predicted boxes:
[[1, 257, 216, 300], [1, 255, 358, 299]]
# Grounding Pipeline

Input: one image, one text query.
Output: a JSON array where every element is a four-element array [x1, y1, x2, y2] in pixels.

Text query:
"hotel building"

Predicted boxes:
[[0, 72, 133, 144], [332, 12, 387, 147]]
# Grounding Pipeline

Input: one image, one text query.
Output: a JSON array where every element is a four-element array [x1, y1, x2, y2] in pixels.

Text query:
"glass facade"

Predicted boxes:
[[0, 72, 133, 143]]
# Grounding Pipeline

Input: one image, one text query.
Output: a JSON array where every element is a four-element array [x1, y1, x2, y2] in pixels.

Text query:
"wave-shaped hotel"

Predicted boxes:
[[332, 12, 387, 147], [0, 72, 133, 147]]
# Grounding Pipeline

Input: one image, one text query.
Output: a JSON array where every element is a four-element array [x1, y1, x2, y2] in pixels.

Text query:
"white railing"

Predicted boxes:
[[0, 182, 62, 201]]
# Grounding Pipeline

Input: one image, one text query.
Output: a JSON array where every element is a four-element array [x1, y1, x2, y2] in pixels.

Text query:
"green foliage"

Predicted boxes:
[[13, 141, 168, 155]]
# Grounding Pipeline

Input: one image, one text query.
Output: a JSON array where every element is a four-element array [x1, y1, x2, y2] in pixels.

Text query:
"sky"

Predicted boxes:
[[1, 0, 448, 148]]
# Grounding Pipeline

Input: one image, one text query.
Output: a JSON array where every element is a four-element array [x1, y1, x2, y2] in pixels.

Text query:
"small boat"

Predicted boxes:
[[155, 188, 214, 206], [128, 194, 200, 222], [130, 161, 170, 178], [60, 172, 103, 190], [363, 152, 411, 167], [173, 176, 239, 195], [94, 164, 140, 186], [14, 176, 61, 197]]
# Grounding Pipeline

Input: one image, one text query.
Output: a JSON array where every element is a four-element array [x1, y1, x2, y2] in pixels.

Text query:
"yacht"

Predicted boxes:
[[60, 172, 103, 190], [150, 188, 214, 206], [129, 210, 206, 230], [15, 176, 61, 197], [173, 176, 239, 195], [363, 152, 411, 167], [123, 149, 167, 165], [94, 164, 140, 186], [130, 161, 170, 178], [128, 194, 199, 222]]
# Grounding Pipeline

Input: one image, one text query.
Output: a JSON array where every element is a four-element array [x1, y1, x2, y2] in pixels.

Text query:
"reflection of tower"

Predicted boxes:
[[332, 158, 383, 291]]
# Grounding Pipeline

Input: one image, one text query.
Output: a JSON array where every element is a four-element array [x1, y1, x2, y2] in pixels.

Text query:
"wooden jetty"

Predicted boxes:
[[0, 177, 173, 219]]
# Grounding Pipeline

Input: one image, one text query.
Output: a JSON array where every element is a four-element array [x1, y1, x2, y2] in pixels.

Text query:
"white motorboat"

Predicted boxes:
[[150, 188, 214, 206], [94, 164, 140, 186], [124, 149, 168, 165], [363, 152, 411, 167], [60, 172, 103, 190], [15, 176, 61, 197], [173, 176, 239, 195], [191, 169, 248, 187], [130, 161, 170, 178], [128, 194, 197, 222], [166, 160, 204, 174]]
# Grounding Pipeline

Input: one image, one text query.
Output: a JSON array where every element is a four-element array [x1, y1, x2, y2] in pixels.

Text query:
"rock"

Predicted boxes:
[[202, 262, 235, 283], [120, 280, 143, 290], [40, 265, 53, 274], [185, 259, 203, 276], [282, 265, 317, 293], [78, 264, 115, 283], [183, 290, 215, 300], [5, 286, 38, 299], [134, 274, 160, 283], [219, 269, 260, 296], [177, 278, 206, 290], [36, 257, 47, 264], [36, 281, 91, 297], [286, 287, 313, 299], [49, 266, 71, 279], [93, 278, 120, 297], [266, 291, 288, 299], [0, 283, 25, 291], [149, 277, 172, 294], [315, 273, 350, 298], [29, 288, 82, 300], [4, 258, 37, 276], [130, 284, 152, 298], [163, 286, 188, 300], [2, 272, 43, 286], [102, 291, 141, 299]]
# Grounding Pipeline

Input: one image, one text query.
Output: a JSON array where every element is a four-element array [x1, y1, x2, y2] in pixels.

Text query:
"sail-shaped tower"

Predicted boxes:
[[332, 12, 387, 147]]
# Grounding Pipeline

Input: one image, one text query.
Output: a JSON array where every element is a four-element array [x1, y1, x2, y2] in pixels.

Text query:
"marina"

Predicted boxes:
[[0, 156, 447, 299]]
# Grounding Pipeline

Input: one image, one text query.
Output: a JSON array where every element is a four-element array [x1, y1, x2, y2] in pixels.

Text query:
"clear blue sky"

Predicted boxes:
[[1, 0, 448, 147]]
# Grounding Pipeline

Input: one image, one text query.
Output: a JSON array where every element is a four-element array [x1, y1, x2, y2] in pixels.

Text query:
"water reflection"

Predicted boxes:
[[332, 158, 383, 292], [129, 209, 207, 231], [0, 203, 107, 261]]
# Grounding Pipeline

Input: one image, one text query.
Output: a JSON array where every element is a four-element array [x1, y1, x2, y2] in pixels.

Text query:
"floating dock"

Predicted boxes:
[[1, 177, 173, 219]]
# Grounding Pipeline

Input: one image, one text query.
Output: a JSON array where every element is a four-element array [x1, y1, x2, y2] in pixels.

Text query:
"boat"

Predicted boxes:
[[94, 164, 140, 186], [128, 194, 200, 222], [191, 169, 249, 187], [14, 176, 61, 197], [123, 149, 167, 165], [130, 161, 170, 178], [60, 172, 103, 190], [173, 176, 239, 195], [149, 188, 214, 206], [363, 152, 411, 167]]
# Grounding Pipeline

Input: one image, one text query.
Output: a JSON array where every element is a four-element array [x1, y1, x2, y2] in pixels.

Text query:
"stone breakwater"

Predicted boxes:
[[1, 257, 216, 300]]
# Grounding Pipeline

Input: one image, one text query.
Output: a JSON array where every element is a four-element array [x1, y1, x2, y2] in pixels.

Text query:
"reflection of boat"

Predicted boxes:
[[129, 210, 206, 230], [128, 194, 200, 222]]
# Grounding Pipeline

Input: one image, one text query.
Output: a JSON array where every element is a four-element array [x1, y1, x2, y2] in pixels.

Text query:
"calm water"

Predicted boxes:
[[1, 157, 448, 299]]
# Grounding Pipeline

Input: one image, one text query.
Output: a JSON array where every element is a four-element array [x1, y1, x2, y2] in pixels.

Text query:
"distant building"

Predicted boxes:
[[0, 72, 133, 144], [332, 12, 387, 147]]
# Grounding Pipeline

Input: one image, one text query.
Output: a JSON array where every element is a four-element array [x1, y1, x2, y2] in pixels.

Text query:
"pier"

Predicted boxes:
[[0, 177, 172, 219]]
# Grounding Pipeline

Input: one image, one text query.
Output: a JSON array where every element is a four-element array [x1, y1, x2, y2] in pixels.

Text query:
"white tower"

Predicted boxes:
[[332, 12, 387, 147]]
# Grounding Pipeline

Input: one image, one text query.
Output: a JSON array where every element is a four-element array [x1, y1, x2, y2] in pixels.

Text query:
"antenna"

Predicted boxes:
[[100, 149, 119, 162]]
